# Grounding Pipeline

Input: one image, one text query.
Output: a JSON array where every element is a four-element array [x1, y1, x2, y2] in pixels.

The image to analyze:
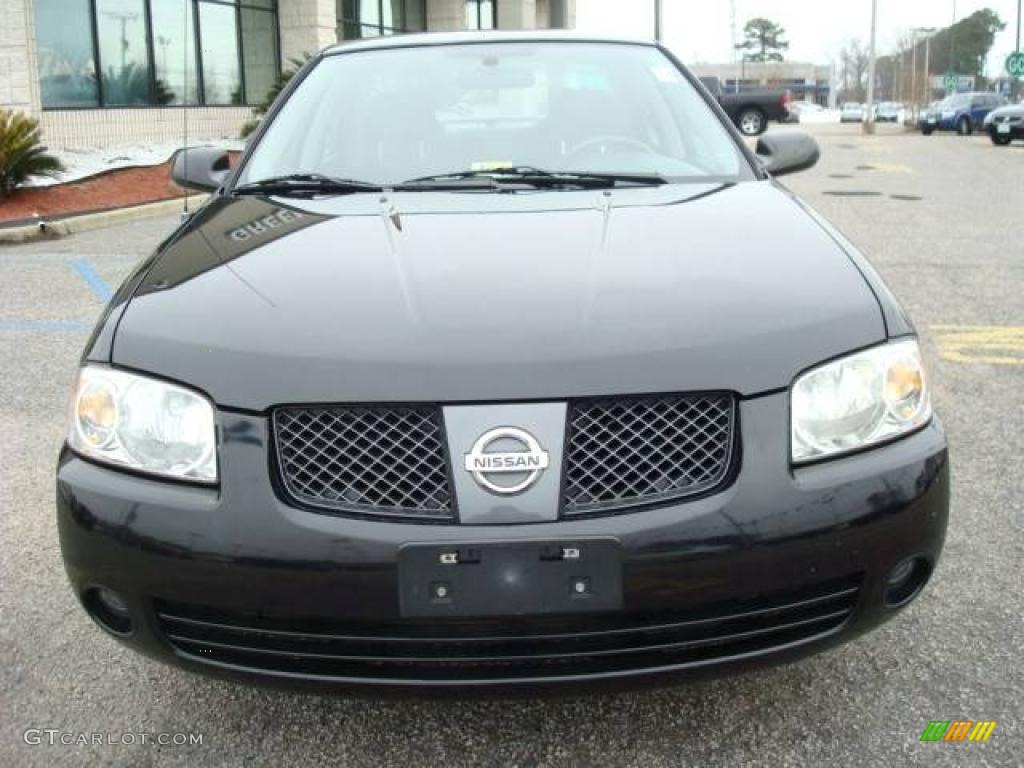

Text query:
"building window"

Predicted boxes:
[[150, 0, 200, 105], [198, 2, 242, 104], [95, 0, 153, 106], [338, 0, 427, 40], [35, 0, 100, 107], [33, 0, 280, 109], [464, 0, 495, 30]]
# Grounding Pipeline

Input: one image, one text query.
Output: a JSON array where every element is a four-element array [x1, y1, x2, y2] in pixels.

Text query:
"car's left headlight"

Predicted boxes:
[[791, 339, 931, 463], [68, 365, 218, 483]]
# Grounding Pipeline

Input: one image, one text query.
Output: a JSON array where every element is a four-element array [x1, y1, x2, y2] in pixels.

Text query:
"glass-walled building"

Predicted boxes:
[[0, 0, 573, 150], [34, 0, 279, 109]]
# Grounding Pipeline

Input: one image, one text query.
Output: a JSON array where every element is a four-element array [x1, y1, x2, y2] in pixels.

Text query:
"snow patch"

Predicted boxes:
[[26, 140, 246, 187]]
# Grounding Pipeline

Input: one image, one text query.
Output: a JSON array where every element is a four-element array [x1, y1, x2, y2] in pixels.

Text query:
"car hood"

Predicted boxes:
[[113, 182, 885, 409], [989, 104, 1024, 118]]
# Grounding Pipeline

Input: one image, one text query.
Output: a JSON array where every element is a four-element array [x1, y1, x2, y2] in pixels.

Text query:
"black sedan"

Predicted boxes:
[[984, 102, 1024, 145], [58, 32, 948, 693]]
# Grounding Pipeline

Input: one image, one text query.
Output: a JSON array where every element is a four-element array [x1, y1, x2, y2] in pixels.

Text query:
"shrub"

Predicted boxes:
[[0, 109, 64, 197], [240, 54, 312, 139]]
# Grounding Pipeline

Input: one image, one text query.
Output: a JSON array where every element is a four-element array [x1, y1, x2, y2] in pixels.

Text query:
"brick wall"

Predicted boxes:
[[39, 107, 253, 150]]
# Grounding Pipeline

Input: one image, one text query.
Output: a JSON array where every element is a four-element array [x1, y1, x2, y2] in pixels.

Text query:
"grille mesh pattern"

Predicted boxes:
[[563, 394, 735, 515], [275, 406, 452, 519]]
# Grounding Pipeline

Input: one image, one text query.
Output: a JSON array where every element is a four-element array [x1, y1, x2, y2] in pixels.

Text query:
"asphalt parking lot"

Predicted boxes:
[[2, 124, 1021, 766]]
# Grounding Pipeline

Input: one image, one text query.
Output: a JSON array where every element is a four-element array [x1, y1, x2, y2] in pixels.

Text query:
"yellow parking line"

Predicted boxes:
[[864, 162, 914, 173], [931, 325, 1024, 365]]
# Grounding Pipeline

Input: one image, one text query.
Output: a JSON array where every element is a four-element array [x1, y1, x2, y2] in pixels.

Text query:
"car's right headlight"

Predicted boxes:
[[68, 365, 218, 483], [791, 339, 931, 464]]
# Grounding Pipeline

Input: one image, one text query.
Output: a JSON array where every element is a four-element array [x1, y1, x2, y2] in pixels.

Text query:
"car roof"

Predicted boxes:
[[323, 29, 658, 56]]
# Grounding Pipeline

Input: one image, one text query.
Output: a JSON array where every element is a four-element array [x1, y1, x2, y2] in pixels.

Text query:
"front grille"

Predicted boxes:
[[155, 574, 860, 683], [273, 394, 735, 521], [274, 405, 453, 519], [562, 394, 735, 515]]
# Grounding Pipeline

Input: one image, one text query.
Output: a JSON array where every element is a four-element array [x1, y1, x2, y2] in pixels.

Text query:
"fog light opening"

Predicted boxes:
[[884, 557, 931, 608], [82, 586, 133, 635]]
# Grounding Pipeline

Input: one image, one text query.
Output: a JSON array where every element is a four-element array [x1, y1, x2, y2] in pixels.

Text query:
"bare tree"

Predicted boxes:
[[839, 38, 869, 101]]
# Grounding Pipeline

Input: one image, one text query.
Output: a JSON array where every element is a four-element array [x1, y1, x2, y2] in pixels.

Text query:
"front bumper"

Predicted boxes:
[[57, 392, 949, 693], [920, 117, 956, 131], [988, 121, 1024, 139]]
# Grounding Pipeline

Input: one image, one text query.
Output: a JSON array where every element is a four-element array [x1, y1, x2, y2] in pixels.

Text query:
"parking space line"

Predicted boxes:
[[0, 319, 91, 333], [931, 325, 1024, 366], [72, 258, 113, 302]]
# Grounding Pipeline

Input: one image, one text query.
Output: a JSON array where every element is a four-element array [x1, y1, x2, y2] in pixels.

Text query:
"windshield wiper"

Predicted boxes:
[[398, 167, 668, 189], [231, 173, 383, 196]]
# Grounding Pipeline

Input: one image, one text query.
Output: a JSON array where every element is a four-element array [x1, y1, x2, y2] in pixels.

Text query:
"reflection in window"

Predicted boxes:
[[337, 0, 427, 40], [32, 0, 280, 109], [199, 2, 242, 105], [465, 0, 495, 30], [241, 6, 280, 104], [96, 0, 151, 105], [149, 0, 199, 105], [34, 0, 99, 107]]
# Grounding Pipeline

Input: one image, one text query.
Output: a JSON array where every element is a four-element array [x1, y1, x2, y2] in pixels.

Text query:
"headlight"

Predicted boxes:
[[68, 366, 218, 483], [791, 339, 931, 463]]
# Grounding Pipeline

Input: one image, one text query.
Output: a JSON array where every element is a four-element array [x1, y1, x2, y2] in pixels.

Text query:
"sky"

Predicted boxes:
[[575, 0, 1022, 76]]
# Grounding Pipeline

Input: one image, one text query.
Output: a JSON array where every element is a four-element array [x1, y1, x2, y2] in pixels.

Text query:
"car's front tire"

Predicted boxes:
[[737, 108, 766, 136], [957, 116, 972, 136], [989, 130, 1012, 146], [921, 127, 934, 135]]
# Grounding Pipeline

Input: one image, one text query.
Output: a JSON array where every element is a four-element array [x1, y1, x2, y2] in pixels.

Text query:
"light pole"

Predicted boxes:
[[1014, 0, 1021, 100], [864, 0, 878, 134], [923, 34, 932, 105], [911, 27, 935, 119], [654, 0, 662, 42], [910, 34, 918, 116]]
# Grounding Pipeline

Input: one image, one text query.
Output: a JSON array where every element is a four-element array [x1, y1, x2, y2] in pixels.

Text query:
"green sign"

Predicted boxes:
[[943, 72, 959, 91], [1007, 51, 1024, 79]]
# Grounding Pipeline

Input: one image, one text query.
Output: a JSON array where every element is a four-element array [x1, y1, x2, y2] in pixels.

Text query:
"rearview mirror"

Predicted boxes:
[[755, 131, 820, 177], [172, 146, 231, 191]]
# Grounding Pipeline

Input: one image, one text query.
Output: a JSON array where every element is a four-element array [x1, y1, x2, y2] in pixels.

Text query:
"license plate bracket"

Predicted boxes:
[[398, 539, 623, 618]]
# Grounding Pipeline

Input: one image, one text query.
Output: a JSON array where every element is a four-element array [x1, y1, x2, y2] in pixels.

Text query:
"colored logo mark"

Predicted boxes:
[[920, 721, 997, 742]]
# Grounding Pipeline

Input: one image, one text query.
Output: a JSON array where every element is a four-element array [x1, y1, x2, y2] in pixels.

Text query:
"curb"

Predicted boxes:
[[0, 196, 210, 245]]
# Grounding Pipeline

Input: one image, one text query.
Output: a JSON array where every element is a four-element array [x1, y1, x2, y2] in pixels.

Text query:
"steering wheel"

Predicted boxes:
[[567, 135, 657, 158]]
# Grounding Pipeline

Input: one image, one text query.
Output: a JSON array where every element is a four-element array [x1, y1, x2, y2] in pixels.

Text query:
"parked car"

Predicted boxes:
[[790, 101, 824, 117], [874, 102, 902, 123], [983, 102, 1024, 145], [59, 31, 947, 694], [699, 76, 793, 136], [919, 92, 1005, 135], [840, 102, 865, 123]]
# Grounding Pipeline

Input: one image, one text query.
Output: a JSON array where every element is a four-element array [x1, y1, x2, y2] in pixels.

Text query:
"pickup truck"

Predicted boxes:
[[699, 76, 792, 136]]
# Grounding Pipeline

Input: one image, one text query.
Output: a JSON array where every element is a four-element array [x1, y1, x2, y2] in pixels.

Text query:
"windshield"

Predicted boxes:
[[939, 94, 970, 109], [237, 42, 749, 188]]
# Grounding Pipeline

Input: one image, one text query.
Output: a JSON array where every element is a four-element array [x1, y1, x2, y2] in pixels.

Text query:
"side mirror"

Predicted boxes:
[[755, 131, 820, 177], [172, 146, 231, 191]]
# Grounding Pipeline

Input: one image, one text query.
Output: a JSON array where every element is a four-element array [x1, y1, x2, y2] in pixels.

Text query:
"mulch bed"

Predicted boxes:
[[0, 152, 241, 227], [0, 161, 187, 226]]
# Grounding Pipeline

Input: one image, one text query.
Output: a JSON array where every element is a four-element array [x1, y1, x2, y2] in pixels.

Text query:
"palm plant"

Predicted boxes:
[[240, 55, 312, 138], [0, 109, 64, 198]]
